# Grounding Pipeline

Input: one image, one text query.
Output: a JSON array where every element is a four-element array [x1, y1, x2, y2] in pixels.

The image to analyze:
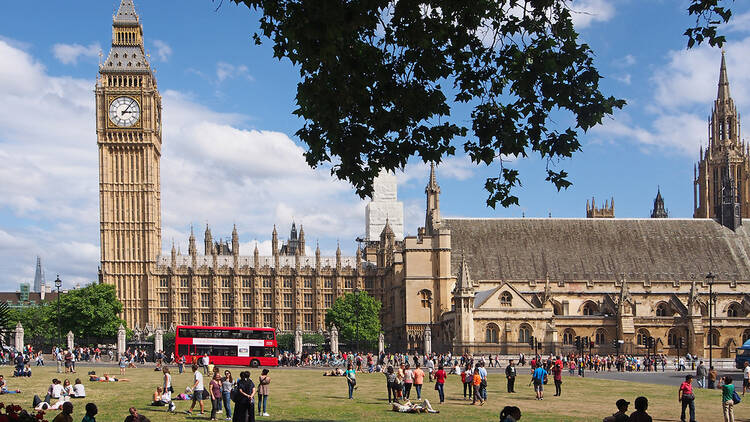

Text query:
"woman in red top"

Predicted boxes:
[[553, 363, 563, 396], [434, 365, 447, 403], [678, 375, 696, 422]]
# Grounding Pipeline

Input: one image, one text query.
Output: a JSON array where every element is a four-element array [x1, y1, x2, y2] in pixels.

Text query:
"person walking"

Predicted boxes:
[[186, 364, 205, 416], [345, 363, 356, 400], [709, 366, 718, 389], [403, 364, 413, 399], [385, 366, 398, 403], [162, 367, 175, 412], [233, 371, 256, 422], [477, 362, 488, 401], [119, 354, 128, 376], [720, 375, 736, 422], [257, 369, 270, 417], [743, 361, 750, 396], [209, 373, 223, 421], [552, 361, 562, 397], [696, 361, 707, 389], [505, 360, 517, 393], [531, 363, 547, 401], [678, 375, 696, 422], [434, 364, 446, 404], [413, 363, 424, 400]]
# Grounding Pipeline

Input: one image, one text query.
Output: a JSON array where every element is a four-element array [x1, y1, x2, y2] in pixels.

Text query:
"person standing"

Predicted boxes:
[[257, 369, 270, 417], [412, 363, 424, 400], [461, 364, 472, 400], [696, 361, 707, 389], [222, 370, 234, 420], [186, 364, 205, 416], [552, 362, 562, 397], [505, 360, 517, 393], [477, 362, 488, 401], [678, 375, 696, 422], [434, 364, 446, 404], [233, 371, 256, 422], [743, 362, 750, 396], [119, 354, 128, 376], [471, 368, 484, 406], [531, 363, 547, 401], [162, 367, 175, 412], [385, 366, 398, 403], [345, 363, 356, 400], [720, 375, 735, 422], [403, 364, 413, 399], [208, 373, 223, 421], [178, 355, 185, 375]]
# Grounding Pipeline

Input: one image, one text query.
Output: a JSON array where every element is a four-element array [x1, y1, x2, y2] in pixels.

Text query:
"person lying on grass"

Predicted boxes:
[[88, 372, 130, 382], [390, 399, 439, 413]]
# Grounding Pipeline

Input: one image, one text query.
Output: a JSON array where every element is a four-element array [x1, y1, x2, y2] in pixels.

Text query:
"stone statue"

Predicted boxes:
[[330, 325, 339, 355], [378, 332, 385, 355]]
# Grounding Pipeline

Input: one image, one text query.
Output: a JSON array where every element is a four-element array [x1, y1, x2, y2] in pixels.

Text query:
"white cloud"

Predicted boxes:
[[592, 111, 706, 155], [152, 40, 172, 62], [52, 42, 101, 65], [216, 62, 253, 83], [615, 73, 632, 85], [613, 54, 636, 67], [567, 0, 615, 28], [0, 39, 366, 289]]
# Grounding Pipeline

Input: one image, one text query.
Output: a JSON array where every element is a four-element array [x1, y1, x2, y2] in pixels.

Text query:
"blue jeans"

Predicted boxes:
[[415, 384, 422, 399], [222, 391, 232, 417], [257, 394, 268, 413], [436, 383, 444, 403], [348, 381, 355, 399]]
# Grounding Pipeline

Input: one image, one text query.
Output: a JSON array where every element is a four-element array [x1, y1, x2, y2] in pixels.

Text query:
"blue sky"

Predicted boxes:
[[2, 0, 750, 288]]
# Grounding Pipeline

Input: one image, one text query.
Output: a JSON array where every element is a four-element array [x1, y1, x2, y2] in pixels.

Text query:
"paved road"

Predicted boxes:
[[562, 367, 746, 387]]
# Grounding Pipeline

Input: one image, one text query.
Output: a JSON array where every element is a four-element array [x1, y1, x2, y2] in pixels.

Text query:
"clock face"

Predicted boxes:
[[108, 96, 141, 127]]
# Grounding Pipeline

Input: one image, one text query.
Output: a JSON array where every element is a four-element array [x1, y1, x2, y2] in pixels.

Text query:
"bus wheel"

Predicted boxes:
[[250, 359, 260, 368]]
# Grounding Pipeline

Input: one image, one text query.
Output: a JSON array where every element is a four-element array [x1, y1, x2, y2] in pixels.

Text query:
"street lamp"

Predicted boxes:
[[54, 275, 62, 348], [705, 272, 716, 370], [353, 287, 361, 353]]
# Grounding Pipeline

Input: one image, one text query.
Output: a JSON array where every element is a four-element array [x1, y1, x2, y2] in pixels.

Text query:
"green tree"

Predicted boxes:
[[325, 292, 381, 346], [277, 333, 294, 352], [8, 303, 55, 343], [685, 0, 733, 48], [228, 0, 625, 207], [58, 283, 126, 340]]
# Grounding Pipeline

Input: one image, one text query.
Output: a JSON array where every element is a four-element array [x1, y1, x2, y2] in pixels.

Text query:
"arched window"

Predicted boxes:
[[562, 328, 575, 345], [582, 301, 598, 316], [519, 324, 532, 344], [485, 323, 500, 343], [656, 302, 671, 317], [500, 291, 513, 306], [595, 329, 607, 345], [667, 329, 683, 346], [419, 290, 432, 309], [636, 329, 650, 346], [707, 329, 720, 347], [743, 329, 750, 344], [727, 302, 743, 317]]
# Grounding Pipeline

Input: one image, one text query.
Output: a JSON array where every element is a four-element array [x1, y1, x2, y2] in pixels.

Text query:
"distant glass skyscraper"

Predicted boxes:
[[33, 256, 45, 293]]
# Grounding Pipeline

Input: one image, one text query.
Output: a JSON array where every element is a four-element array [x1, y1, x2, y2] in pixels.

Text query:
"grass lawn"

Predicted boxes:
[[3, 365, 749, 421]]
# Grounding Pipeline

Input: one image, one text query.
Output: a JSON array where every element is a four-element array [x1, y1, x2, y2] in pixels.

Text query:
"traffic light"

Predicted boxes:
[[575, 336, 581, 349], [582, 336, 589, 348], [646, 336, 654, 348], [528, 335, 535, 347], [612, 339, 618, 349], [679, 337, 686, 349]]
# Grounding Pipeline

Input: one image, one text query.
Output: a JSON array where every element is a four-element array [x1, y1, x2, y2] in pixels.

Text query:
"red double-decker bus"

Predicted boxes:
[[175, 325, 278, 367]]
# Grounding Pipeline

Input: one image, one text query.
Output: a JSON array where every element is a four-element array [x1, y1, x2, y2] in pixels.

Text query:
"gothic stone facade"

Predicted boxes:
[[98, 1, 750, 357]]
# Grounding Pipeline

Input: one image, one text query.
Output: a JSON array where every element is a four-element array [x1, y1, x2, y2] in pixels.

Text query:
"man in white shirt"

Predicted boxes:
[[743, 361, 750, 396], [186, 364, 204, 415], [201, 354, 210, 374]]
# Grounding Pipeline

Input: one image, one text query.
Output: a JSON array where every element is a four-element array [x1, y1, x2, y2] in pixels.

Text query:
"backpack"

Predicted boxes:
[[733, 390, 741, 404]]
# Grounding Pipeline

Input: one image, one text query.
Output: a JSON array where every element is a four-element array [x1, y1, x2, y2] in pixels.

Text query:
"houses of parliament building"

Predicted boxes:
[[98, 1, 750, 357]]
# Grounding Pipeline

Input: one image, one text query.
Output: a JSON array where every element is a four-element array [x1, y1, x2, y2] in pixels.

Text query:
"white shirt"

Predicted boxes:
[[51, 384, 63, 398], [72, 384, 85, 397], [193, 371, 204, 391], [744, 366, 750, 380]]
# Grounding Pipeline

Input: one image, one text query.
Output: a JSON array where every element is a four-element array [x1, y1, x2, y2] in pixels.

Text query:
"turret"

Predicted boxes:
[[188, 225, 197, 256], [424, 162, 441, 235], [271, 225, 278, 255], [299, 225, 305, 255], [204, 224, 213, 255], [231, 224, 239, 256]]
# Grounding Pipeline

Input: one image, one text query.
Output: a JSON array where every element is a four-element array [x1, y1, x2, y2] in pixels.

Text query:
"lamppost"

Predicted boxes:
[[353, 287, 361, 353], [54, 275, 62, 348], [705, 272, 716, 370]]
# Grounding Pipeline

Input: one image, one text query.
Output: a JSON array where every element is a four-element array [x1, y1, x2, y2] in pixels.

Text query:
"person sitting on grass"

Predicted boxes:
[[82, 402, 98, 422], [71, 378, 85, 398], [602, 399, 629, 422], [499, 405, 522, 422], [45, 378, 63, 403], [628, 396, 653, 422], [0, 374, 21, 394], [51, 401, 74, 422], [124, 407, 151, 422], [151, 386, 169, 406]]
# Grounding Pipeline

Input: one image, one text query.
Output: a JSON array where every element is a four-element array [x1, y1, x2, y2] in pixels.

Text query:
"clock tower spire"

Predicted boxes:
[[96, 0, 162, 328]]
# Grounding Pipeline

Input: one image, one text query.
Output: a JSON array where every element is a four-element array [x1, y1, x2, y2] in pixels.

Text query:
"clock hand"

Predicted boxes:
[[125, 99, 136, 112]]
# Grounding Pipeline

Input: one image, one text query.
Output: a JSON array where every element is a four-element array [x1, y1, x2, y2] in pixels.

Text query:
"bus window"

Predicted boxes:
[[263, 347, 277, 357], [263, 331, 274, 340], [178, 345, 189, 356]]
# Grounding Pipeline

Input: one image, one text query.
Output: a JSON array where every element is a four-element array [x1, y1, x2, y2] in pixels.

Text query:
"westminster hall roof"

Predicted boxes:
[[443, 218, 750, 282]]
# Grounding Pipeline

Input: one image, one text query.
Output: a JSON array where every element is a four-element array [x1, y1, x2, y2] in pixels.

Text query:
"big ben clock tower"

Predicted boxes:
[[96, 0, 162, 328]]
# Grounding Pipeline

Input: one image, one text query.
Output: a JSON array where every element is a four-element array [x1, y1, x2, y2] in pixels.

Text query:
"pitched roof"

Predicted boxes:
[[443, 218, 750, 282], [114, 0, 139, 25]]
